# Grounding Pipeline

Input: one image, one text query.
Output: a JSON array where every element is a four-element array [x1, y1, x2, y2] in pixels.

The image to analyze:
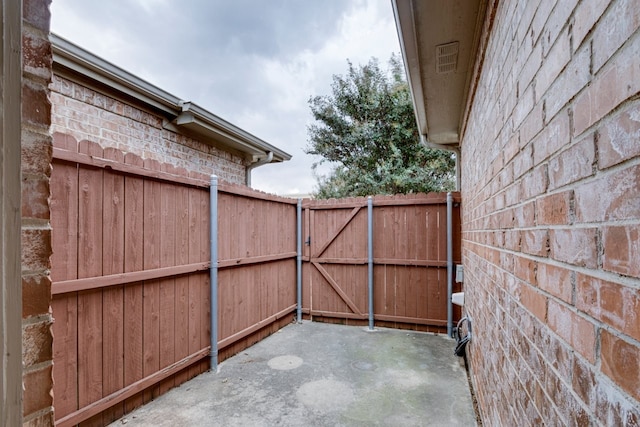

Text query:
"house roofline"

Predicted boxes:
[[51, 33, 292, 163]]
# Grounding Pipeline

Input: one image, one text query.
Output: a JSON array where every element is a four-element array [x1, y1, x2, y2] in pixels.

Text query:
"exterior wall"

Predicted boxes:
[[50, 75, 247, 184], [21, 0, 54, 425], [462, 0, 640, 425]]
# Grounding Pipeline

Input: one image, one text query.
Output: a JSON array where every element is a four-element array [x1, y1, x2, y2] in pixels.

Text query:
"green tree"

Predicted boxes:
[[306, 55, 455, 199]]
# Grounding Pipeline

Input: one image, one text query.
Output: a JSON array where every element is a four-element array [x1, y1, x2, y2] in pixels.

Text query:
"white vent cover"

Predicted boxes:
[[436, 42, 459, 74]]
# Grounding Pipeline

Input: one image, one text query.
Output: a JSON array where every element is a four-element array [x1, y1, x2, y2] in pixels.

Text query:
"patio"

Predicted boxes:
[[108, 321, 477, 426]]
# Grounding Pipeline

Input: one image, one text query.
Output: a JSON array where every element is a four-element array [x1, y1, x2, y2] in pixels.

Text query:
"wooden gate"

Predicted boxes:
[[302, 194, 461, 331]]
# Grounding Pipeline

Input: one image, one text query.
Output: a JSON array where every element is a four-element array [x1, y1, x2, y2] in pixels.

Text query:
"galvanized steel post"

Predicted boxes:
[[368, 196, 374, 330], [210, 175, 219, 371], [297, 198, 303, 323], [446, 192, 453, 338]]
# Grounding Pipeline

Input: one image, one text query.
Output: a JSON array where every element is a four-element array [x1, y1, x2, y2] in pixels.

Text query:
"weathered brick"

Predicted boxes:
[[549, 228, 598, 268], [22, 274, 51, 318], [600, 330, 640, 401], [591, 0, 640, 73], [22, 29, 51, 80], [22, 320, 53, 367], [21, 130, 52, 175], [597, 100, 640, 169], [535, 27, 571, 104], [21, 176, 50, 219], [22, 365, 53, 416], [602, 225, 640, 277], [572, 0, 610, 52], [533, 108, 570, 165], [544, 43, 590, 120], [520, 164, 548, 200], [548, 300, 596, 362], [537, 262, 572, 303], [521, 229, 549, 257], [21, 228, 52, 273], [23, 0, 51, 32], [548, 135, 595, 190], [536, 190, 571, 225], [22, 81, 51, 129], [573, 32, 640, 136], [574, 163, 640, 223], [576, 273, 640, 341]]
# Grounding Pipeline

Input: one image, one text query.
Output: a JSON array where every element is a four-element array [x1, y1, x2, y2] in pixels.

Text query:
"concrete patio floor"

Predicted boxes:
[[109, 321, 477, 426]]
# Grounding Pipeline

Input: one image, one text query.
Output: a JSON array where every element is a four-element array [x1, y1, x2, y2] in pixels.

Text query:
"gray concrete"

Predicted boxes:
[[110, 321, 476, 426]]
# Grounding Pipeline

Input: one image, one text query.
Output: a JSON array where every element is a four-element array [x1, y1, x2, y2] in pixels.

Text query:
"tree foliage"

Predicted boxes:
[[306, 55, 455, 199]]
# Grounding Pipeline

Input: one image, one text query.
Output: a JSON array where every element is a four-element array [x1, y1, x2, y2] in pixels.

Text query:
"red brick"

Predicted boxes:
[[573, 33, 640, 136], [514, 255, 537, 284], [22, 365, 53, 416], [600, 330, 640, 401], [22, 274, 51, 318], [21, 228, 52, 272], [547, 300, 596, 362], [519, 282, 547, 321], [513, 143, 534, 179], [602, 225, 640, 277], [576, 273, 640, 341], [537, 262, 572, 303], [520, 164, 548, 200], [539, 0, 578, 57], [597, 101, 640, 169], [21, 176, 50, 219], [574, 164, 640, 223], [536, 190, 571, 225], [548, 135, 595, 190], [22, 320, 53, 367], [521, 229, 549, 257], [549, 228, 598, 268], [22, 81, 51, 129]]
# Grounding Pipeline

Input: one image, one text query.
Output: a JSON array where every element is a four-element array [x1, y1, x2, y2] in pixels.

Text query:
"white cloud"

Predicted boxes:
[[50, 0, 401, 195]]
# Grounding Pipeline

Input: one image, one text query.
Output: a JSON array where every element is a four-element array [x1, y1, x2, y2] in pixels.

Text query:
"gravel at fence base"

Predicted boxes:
[[109, 321, 477, 427]]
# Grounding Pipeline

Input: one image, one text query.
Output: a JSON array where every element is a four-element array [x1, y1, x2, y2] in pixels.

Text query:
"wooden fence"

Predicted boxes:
[[302, 194, 462, 331], [49, 133, 461, 426], [50, 133, 297, 427]]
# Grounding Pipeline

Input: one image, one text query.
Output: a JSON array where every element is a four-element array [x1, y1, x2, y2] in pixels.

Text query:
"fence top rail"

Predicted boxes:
[[218, 182, 298, 205], [303, 192, 461, 209]]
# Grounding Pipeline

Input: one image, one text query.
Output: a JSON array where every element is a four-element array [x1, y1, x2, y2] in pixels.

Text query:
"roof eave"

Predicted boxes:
[[51, 33, 291, 163]]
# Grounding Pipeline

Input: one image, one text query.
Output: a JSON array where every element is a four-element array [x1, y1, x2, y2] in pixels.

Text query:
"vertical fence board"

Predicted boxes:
[[102, 147, 125, 423], [123, 152, 145, 412], [174, 167, 190, 385], [77, 140, 104, 427], [159, 168, 176, 392], [187, 187, 202, 379], [142, 159, 161, 401], [51, 134, 79, 421]]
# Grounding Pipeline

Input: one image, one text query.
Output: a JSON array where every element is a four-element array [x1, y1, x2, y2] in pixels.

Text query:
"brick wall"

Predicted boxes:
[[50, 75, 247, 184], [462, 0, 640, 424], [22, 0, 54, 425]]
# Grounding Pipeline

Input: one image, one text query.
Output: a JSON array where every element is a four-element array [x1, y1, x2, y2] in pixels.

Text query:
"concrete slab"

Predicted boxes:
[[109, 321, 476, 426]]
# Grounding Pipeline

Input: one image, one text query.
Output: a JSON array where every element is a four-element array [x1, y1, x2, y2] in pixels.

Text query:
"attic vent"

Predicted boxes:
[[436, 42, 459, 74]]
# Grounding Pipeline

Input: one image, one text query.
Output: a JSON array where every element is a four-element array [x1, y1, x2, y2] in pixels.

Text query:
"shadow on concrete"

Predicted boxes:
[[109, 321, 476, 426]]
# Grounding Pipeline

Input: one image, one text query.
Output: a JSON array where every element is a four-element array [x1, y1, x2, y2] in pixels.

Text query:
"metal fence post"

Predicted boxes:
[[297, 198, 303, 323], [210, 175, 218, 371], [447, 192, 453, 338], [368, 196, 374, 331]]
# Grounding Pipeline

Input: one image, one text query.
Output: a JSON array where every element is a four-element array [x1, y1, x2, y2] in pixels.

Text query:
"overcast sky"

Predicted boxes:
[[50, 0, 401, 195]]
